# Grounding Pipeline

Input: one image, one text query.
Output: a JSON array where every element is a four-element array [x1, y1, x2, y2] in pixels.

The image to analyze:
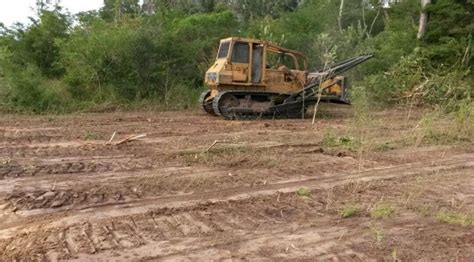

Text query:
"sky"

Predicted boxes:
[[0, 0, 104, 26]]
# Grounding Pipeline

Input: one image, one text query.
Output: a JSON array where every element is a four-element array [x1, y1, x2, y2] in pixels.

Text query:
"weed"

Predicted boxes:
[[392, 248, 399, 261], [322, 129, 355, 150], [414, 105, 473, 146], [374, 141, 396, 151], [350, 86, 374, 171], [339, 203, 360, 218], [370, 203, 395, 219], [369, 224, 385, 244], [296, 188, 310, 197], [84, 131, 99, 140], [436, 210, 473, 227], [452, 100, 474, 140]]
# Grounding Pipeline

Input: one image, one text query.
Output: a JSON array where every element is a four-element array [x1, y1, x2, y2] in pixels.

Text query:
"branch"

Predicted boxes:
[[114, 134, 147, 146]]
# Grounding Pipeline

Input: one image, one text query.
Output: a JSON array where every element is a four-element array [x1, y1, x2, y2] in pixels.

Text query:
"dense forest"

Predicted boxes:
[[0, 0, 472, 113]]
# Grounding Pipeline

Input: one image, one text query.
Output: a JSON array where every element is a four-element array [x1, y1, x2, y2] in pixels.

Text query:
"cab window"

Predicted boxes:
[[281, 53, 297, 69], [217, 42, 230, 59], [267, 51, 297, 70], [231, 42, 249, 63]]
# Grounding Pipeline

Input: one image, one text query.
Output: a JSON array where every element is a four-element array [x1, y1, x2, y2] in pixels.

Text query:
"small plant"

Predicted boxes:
[[392, 248, 398, 261], [322, 128, 338, 147], [350, 86, 374, 172], [322, 129, 355, 150], [339, 203, 360, 218], [370, 203, 395, 219], [452, 100, 474, 140], [296, 188, 310, 197], [436, 210, 473, 227], [369, 224, 385, 244], [84, 130, 99, 140], [374, 141, 396, 151], [338, 136, 353, 146]]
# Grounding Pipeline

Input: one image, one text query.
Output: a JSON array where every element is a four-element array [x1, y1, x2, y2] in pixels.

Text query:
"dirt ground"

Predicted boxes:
[[0, 105, 473, 261]]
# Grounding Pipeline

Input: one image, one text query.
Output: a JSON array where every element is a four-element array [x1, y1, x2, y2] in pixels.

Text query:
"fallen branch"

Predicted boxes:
[[115, 134, 147, 146], [105, 131, 117, 145], [205, 140, 228, 152]]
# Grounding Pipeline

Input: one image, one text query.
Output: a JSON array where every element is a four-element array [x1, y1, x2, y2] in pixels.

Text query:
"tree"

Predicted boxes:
[[100, 0, 140, 22], [417, 0, 431, 40], [3, 8, 70, 78]]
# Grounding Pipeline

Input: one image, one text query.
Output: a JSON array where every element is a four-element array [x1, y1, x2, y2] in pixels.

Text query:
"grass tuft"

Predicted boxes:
[[339, 203, 360, 218], [370, 203, 395, 219], [436, 210, 473, 227], [84, 130, 99, 140], [296, 188, 311, 197]]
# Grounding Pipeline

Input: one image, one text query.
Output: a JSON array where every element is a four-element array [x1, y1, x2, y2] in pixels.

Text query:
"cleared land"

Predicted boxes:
[[0, 105, 473, 261]]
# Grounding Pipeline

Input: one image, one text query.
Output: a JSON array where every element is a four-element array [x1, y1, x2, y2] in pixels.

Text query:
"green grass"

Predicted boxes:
[[296, 188, 311, 197], [321, 129, 359, 153], [339, 203, 360, 218], [414, 106, 474, 146], [370, 203, 395, 219], [436, 210, 473, 226]]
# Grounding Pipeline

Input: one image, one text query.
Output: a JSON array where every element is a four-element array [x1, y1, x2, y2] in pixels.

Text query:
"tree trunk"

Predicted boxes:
[[338, 0, 344, 33], [417, 0, 431, 40]]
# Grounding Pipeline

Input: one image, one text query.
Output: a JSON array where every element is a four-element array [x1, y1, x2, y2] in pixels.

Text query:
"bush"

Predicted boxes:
[[1, 64, 71, 112]]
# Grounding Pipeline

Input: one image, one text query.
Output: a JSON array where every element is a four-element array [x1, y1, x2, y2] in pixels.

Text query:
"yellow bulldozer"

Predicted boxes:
[[199, 37, 373, 119]]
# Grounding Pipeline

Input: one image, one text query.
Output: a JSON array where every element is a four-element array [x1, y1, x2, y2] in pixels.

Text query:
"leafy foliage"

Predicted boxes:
[[0, 0, 472, 113]]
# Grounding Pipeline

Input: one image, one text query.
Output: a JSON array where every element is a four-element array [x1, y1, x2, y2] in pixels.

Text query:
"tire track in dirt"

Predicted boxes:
[[7, 152, 471, 213], [1, 153, 471, 240], [1, 148, 365, 211], [0, 156, 153, 180], [1, 189, 371, 261], [4, 182, 460, 262], [71, 219, 371, 261], [46, 154, 474, 219]]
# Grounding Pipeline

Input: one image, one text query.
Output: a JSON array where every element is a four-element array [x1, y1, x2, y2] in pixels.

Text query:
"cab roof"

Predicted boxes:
[[220, 37, 305, 58]]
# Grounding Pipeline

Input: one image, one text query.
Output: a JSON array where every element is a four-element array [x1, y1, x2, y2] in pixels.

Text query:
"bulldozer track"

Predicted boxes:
[[198, 90, 216, 115], [211, 91, 306, 120]]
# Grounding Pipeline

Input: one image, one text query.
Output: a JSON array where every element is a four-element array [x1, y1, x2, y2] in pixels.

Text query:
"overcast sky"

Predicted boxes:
[[0, 0, 105, 26]]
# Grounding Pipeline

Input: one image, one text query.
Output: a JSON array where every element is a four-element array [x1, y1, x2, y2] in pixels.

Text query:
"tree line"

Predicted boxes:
[[0, 0, 472, 112]]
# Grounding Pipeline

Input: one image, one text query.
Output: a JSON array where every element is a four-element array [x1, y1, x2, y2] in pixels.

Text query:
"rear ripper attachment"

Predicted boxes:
[[200, 37, 373, 120]]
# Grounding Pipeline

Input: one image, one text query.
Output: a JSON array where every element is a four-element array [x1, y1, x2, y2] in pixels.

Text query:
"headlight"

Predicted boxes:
[[207, 72, 218, 82]]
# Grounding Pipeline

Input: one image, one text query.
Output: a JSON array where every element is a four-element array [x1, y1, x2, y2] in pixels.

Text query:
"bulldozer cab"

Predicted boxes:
[[208, 37, 307, 93]]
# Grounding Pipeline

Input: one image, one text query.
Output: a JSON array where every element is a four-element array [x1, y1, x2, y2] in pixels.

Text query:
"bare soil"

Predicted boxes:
[[0, 105, 473, 261]]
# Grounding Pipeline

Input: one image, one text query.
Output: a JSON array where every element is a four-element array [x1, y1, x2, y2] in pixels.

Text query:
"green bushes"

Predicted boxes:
[[0, 7, 237, 112], [0, 1, 472, 113], [0, 64, 71, 113]]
